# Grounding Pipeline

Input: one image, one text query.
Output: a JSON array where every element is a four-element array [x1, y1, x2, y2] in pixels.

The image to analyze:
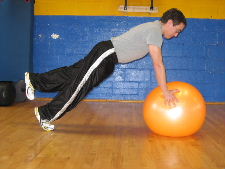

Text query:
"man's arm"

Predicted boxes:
[[149, 45, 179, 106]]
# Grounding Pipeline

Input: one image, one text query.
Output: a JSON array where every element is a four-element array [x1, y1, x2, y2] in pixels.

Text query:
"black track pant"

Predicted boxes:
[[30, 40, 118, 122]]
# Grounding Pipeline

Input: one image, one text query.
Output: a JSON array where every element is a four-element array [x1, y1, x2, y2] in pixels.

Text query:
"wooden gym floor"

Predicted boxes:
[[0, 101, 225, 169]]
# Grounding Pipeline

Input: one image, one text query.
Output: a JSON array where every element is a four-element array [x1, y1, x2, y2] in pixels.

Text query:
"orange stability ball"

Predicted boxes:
[[143, 81, 206, 137]]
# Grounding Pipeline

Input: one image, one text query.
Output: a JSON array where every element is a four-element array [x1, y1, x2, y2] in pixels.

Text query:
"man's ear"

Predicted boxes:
[[167, 19, 174, 26]]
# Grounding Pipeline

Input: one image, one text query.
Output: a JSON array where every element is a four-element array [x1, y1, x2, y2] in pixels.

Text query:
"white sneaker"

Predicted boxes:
[[34, 107, 55, 131], [25, 72, 35, 100]]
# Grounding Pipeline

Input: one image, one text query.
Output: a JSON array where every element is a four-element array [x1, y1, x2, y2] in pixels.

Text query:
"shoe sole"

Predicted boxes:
[[34, 107, 54, 132], [25, 72, 35, 100]]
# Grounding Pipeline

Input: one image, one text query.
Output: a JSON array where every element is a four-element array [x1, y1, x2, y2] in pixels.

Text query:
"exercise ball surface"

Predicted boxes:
[[0, 81, 16, 106], [144, 81, 206, 137]]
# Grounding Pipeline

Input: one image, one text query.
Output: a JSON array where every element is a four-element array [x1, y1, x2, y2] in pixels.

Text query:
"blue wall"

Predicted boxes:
[[34, 16, 225, 102], [0, 0, 33, 81]]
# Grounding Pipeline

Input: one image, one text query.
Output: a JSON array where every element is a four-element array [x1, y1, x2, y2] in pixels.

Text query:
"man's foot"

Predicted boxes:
[[34, 107, 55, 131], [25, 72, 35, 100]]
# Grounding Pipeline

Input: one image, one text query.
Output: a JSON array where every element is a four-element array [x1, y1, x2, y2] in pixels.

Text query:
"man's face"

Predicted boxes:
[[163, 20, 185, 39]]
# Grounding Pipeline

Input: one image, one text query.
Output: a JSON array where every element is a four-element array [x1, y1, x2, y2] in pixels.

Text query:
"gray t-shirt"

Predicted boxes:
[[111, 20, 163, 63]]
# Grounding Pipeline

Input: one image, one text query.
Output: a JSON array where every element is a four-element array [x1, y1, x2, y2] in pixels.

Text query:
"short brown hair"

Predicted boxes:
[[160, 8, 187, 26]]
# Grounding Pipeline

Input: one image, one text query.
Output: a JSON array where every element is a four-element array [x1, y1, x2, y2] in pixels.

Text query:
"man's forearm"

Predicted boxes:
[[153, 63, 168, 94]]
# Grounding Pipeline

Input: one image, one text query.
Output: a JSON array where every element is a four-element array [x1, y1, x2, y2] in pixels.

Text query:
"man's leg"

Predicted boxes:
[[25, 41, 102, 100], [34, 41, 118, 130], [29, 58, 87, 92]]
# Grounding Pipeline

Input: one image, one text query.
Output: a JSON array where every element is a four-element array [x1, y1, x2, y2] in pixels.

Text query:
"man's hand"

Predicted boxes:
[[163, 89, 180, 107]]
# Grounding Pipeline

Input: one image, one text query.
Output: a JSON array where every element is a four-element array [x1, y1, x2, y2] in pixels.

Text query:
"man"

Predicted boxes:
[[25, 8, 186, 131]]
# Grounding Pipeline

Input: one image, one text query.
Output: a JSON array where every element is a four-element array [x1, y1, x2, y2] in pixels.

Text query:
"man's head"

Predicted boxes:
[[160, 8, 187, 39]]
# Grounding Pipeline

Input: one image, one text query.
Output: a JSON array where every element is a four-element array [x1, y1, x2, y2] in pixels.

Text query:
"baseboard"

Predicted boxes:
[[34, 98, 225, 104]]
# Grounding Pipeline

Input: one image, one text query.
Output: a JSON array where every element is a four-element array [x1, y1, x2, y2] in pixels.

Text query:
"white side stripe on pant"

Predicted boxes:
[[50, 48, 115, 122]]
